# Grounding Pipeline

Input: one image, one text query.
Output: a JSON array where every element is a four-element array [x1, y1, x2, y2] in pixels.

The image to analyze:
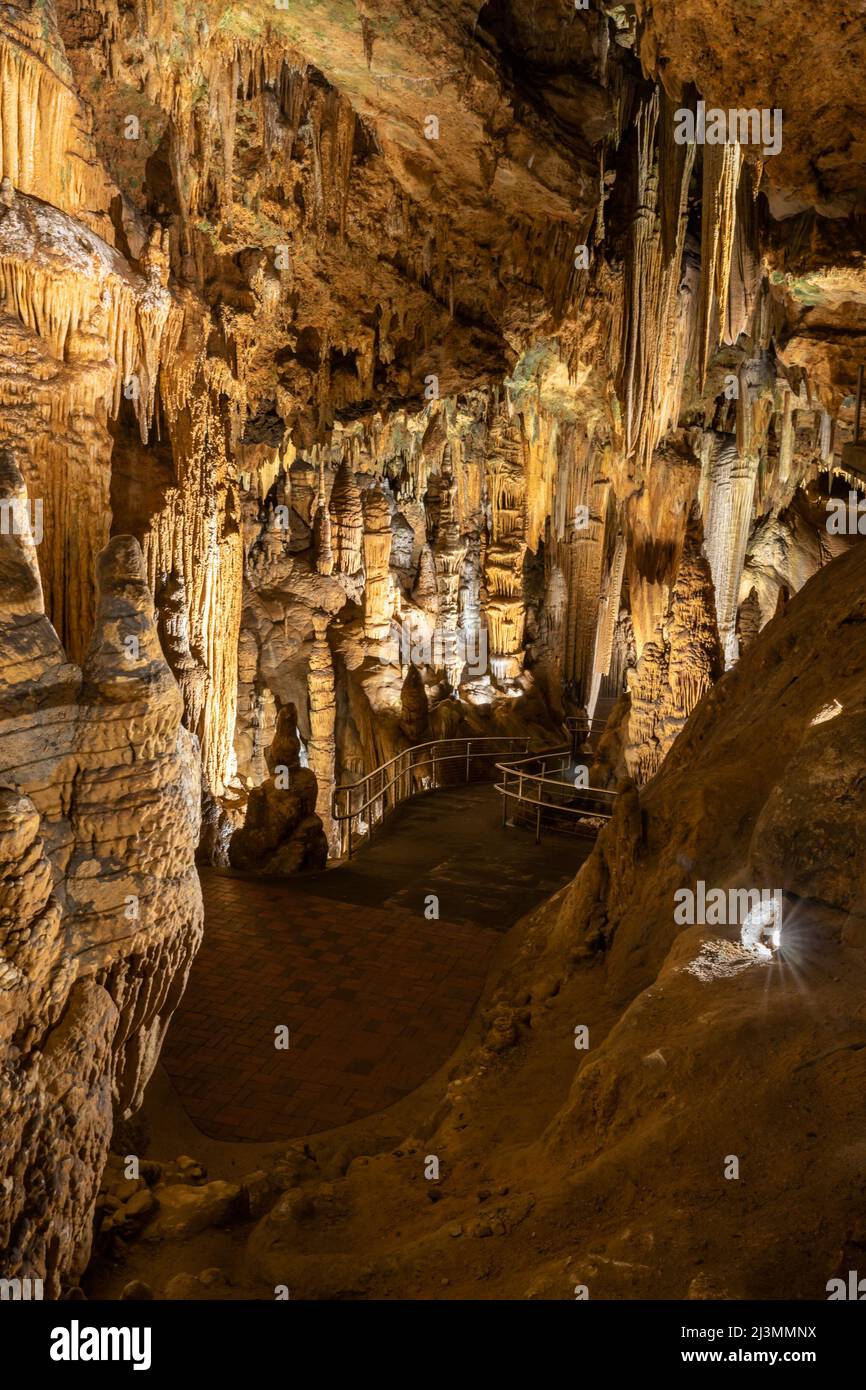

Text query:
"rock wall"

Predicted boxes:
[[0, 0, 864, 1305], [0, 0, 861, 834], [0, 454, 202, 1297]]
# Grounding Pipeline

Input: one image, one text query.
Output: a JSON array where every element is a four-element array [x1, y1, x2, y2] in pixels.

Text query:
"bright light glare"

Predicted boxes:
[[740, 895, 783, 959], [810, 700, 843, 726]]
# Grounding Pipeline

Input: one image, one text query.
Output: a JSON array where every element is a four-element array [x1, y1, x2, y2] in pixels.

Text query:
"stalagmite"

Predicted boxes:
[[229, 703, 327, 874], [157, 572, 209, 738], [666, 506, 724, 722], [400, 663, 430, 743], [0, 455, 202, 1295]]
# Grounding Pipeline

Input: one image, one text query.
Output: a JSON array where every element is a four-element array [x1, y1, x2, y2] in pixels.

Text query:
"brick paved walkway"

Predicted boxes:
[[161, 881, 496, 1141], [161, 786, 590, 1141]]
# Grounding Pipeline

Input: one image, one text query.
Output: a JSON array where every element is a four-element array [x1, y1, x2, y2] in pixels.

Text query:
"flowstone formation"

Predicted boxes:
[[229, 703, 327, 873], [0, 0, 862, 840], [1, 0, 866, 1307], [0, 454, 202, 1298]]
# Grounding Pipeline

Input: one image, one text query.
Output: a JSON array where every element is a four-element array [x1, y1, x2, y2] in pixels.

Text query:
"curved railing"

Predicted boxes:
[[494, 747, 617, 843], [331, 710, 619, 858], [332, 735, 539, 858], [563, 713, 613, 753]]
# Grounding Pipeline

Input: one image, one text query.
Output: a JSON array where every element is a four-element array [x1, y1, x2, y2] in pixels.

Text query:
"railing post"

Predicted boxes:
[[465, 738, 470, 783], [536, 802, 541, 845]]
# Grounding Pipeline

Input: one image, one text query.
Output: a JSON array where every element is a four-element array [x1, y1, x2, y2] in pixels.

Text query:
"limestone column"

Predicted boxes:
[[412, 543, 438, 618], [307, 611, 337, 854], [362, 484, 393, 640], [328, 457, 363, 576], [484, 423, 527, 683], [313, 459, 334, 575], [432, 463, 465, 685]]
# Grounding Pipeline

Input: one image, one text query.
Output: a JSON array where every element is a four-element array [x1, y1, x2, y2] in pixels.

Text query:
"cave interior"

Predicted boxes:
[[2, 0, 866, 1313]]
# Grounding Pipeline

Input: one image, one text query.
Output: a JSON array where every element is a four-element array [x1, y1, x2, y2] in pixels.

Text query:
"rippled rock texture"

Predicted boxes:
[[0, 453, 202, 1297]]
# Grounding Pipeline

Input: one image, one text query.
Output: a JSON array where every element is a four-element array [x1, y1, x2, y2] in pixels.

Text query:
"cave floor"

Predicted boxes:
[[160, 784, 591, 1142]]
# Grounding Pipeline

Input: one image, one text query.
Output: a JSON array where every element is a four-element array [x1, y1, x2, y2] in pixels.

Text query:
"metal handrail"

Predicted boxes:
[[494, 748, 616, 845], [563, 712, 611, 756], [332, 735, 539, 858]]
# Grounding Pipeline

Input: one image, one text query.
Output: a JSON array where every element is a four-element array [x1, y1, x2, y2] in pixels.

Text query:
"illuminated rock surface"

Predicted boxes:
[[0, 455, 202, 1297], [0, 0, 865, 1300]]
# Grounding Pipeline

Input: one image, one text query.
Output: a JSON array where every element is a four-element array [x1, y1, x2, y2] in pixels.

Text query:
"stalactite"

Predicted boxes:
[[0, 16, 113, 238], [621, 91, 661, 463], [726, 163, 761, 343], [820, 409, 834, 464], [141, 381, 242, 796], [700, 432, 759, 668], [0, 192, 181, 442], [315, 500, 335, 576], [459, 529, 483, 652], [608, 604, 636, 702], [778, 387, 796, 483], [215, 57, 239, 218], [613, 88, 700, 476], [697, 142, 742, 390], [233, 629, 266, 788], [588, 532, 627, 716]]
